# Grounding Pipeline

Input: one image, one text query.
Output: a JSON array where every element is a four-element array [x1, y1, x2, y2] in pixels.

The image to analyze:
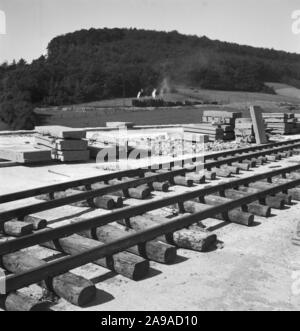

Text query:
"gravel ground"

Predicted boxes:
[[1, 150, 300, 311]]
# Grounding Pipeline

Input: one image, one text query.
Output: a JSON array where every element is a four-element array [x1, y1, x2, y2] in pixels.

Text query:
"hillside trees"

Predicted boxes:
[[1, 28, 300, 129]]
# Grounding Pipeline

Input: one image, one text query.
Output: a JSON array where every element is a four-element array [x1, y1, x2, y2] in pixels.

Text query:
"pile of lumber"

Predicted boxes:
[[183, 124, 223, 142], [35, 126, 90, 162], [262, 113, 299, 135], [0, 145, 51, 164], [293, 114, 300, 133], [234, 118, 255, 143], [202, 110, 242, 141], [106, 122, 135, 129]]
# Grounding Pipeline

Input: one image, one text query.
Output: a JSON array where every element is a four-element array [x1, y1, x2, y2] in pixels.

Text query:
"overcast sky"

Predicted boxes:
[[0, 0, 299, 64]]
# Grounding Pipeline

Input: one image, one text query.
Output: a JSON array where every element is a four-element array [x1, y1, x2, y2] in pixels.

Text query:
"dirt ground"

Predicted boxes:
[[1, 141, 300, 311]]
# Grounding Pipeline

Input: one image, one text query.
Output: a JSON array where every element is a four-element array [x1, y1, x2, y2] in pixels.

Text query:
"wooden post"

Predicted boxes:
[[2, 221, 33, 237], [156, 170, 194, 187], [183, 201, 254, 226], [23, 215, 47, 230], [242, 159, 257, 167], [200, 195, 257, 221], [237, 186, 285, 209], [218, 189, 271, 217], [42, 233, 149, 281], [232, 162, 250, 171], [2, 251, 96, 307], [0, 292, 51, 311], [271, 178, 300, 200], [72, 185, 123, 207], [119, 214, 217, 252], [144, 172, 170, 191], [36, 190, 118, 210], [185, 172, 206, 184], [107, 179, 151, 199], [211, 168, 232, 178], [76, 223, 177, 264], [204, 171, 217, 180], [248, 182, 292, 205], [221, 165, 240, 174]]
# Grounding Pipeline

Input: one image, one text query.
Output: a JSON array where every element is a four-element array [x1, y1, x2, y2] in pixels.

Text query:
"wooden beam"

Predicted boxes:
[[2, 251, 95, 306], [250, 106, 268, 144], [0, 146, 51, 164], [0, 292, 51, 311], [42, 233, 150, 280], [35, 126, 86, 139]]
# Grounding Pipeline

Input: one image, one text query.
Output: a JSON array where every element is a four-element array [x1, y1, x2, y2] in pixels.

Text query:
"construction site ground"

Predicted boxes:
[[1, 134, 300, 311]]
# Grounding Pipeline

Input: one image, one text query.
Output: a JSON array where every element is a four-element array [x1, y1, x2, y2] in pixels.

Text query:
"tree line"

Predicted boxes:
[[1, 28, 300, 129]]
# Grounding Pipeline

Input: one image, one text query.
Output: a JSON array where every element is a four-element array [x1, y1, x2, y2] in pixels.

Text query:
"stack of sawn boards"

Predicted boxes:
[[183, 124, 222, 142], [234, 118, 256, 143], [262, 113, 300, 135], [35, 126, 90, 162], [0, 145, 52, 164], [201, 110, 242, 141]]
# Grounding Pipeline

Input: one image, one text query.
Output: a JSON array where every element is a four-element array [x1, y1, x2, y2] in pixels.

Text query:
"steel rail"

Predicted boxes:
[[1, 139, 300, 205], [1, 164, 300, 257], [3, 173, 300, 294]]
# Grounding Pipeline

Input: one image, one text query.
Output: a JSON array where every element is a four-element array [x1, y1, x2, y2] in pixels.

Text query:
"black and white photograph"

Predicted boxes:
[[0, 0, 300, 314]]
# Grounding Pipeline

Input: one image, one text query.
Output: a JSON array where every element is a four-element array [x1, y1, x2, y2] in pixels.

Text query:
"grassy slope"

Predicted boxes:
[[42, 85, 300, 127], [266, 82, 300, 99]]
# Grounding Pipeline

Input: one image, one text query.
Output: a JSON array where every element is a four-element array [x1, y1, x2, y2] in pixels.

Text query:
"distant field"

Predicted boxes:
[[35, 85, 300, 128], [266, 82, 300, 99], [76, 85, 300, 111], [177, 86, 300, 107]]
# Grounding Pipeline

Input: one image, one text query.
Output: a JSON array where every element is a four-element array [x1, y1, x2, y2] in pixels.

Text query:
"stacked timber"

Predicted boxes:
[[234, 118, 255, 143], [0, 145, 51, 164], [35, 126, 90, 162], [183, 124, 223, 142], [262, 113, 298, 135], [293, 114, 300, 133], [202, 110, 242, 141], [106, 122, 135, 129]]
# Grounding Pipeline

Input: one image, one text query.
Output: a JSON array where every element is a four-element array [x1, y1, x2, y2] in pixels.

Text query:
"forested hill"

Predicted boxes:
[[1, 28, 300, 129]]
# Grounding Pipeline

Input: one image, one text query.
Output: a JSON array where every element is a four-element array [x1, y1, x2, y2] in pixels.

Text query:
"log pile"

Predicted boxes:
[[262, 113, 299, 135], [202, 110, 242, 141], [35, 126, 90, 162]]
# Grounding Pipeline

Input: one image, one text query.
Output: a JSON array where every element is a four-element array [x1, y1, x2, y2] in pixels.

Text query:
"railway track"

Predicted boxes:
[[1, 138, 300, 310]]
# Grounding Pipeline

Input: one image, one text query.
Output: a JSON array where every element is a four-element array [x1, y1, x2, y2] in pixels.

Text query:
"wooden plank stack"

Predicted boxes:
[[183, 124, 223, 142], [0, 146, 52, 164], [262, 113, 298, 135], [202, 110, 242, 141], [293, 114, 300, 133], [106, 122, 135, 129], [234, 118, 255, 143], [35, 126, 90, 162]]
